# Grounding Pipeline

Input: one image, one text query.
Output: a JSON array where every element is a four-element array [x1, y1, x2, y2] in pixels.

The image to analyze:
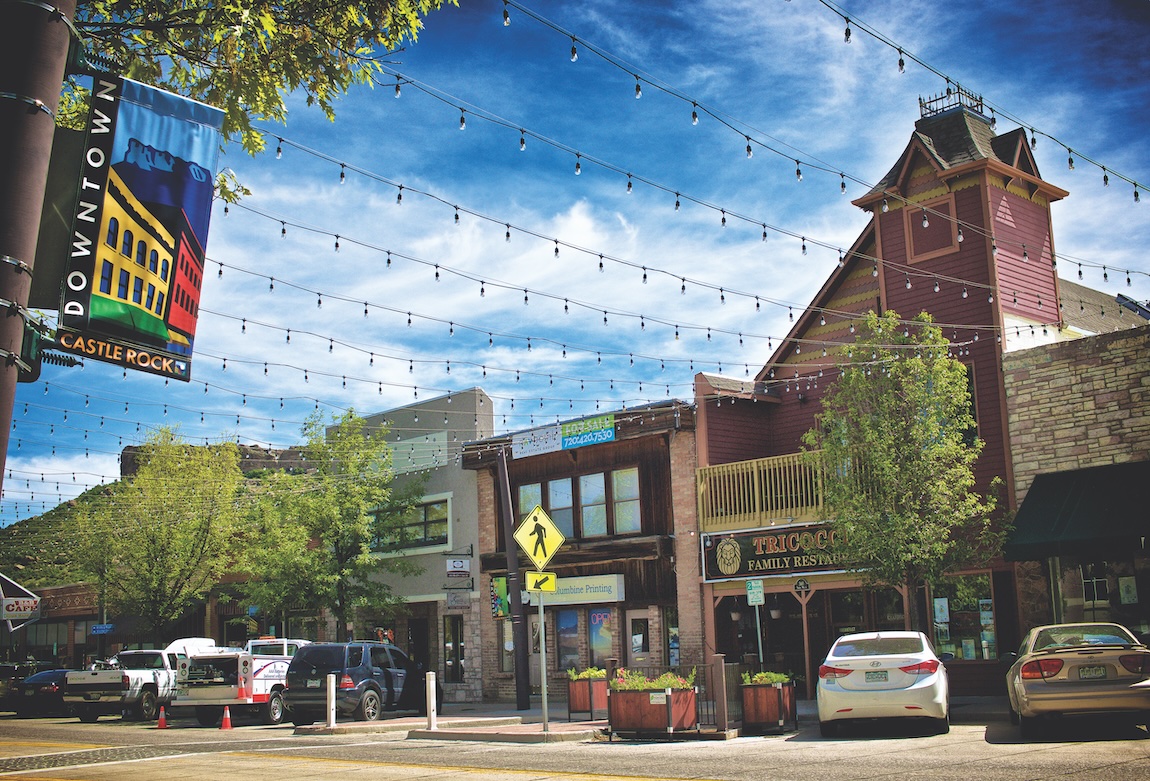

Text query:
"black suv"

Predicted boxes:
[[283, 642, 441, 725]]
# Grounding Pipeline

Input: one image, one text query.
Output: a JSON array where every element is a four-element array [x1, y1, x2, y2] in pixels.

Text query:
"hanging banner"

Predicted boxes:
[[1, 572, 41, 631], [56, 76, 224, 381]]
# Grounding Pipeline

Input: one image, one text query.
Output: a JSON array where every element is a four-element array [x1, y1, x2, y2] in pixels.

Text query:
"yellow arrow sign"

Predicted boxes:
[[513, 505, 566, 570], [526, 571, 557, 592]]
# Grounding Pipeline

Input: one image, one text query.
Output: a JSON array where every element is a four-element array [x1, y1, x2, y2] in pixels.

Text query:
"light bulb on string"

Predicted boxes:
[[502, 3, 509, 25], [554, 241, 560, 258], [394, 77, 401, 98], [396, 186, 403, 204], [957, 226, 964, 242], [691, 102, 698, 125], [674, 193, 680, 211], [1102, 168, 1109, 186], [626, 175, 633, 194], [881, 197, 888, 213], [459, 110, 466, 131], [634, 76, 642, 99], [339, 164, 346, 184], [721, 210, 727, 227], [519, 132, 526, 151], [921, 209, 929, 228], [1030, 128, 1037, 150], [934, 280, 940, 293], [746, 137, 753, 158], [840, 174, 846, 194], [897, 48, 905, 73], [575, 154, 581, 175], [764, 225, 769, 242], [1067, 150, 1074, 170], [570, 37, 578, 61], [801, 237, 807, 255], [843, 17, 851, 42], [795, 161, 802, 182], [275, 139, 282, 158]]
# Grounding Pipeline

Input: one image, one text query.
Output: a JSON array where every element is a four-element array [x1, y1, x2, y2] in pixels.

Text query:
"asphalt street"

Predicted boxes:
[[1, 703, 1148, 781]]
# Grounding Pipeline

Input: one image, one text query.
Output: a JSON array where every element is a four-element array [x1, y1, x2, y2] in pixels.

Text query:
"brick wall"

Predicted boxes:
[[1004, 323, 1150, 504]]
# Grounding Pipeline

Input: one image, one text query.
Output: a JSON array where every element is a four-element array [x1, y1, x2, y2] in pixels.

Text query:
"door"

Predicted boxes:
[[528, 613, 547, 687], [626, 609, 652, 667]]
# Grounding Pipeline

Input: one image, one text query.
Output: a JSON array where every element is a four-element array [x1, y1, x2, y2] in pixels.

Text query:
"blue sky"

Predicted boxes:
[[5, 0, 1148, 524]]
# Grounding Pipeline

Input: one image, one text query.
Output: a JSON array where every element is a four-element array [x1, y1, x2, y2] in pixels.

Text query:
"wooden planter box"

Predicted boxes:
[[567, 677, 608, 720], [607, 688, 697, 737], [741, 682, 798, 734]]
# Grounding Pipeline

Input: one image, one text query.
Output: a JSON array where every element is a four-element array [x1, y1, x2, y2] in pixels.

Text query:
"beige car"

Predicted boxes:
[[1005, 622, 1150, 738]]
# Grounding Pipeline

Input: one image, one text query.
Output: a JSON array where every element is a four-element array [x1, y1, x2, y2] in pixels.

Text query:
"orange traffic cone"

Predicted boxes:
[[156, 706, 168, 729], [237, 675, 247, 701], [220, 705, 233, 730]]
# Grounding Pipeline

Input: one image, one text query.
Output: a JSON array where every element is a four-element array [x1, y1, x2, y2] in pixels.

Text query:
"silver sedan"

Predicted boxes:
[[1005, 622, 1150, 738]]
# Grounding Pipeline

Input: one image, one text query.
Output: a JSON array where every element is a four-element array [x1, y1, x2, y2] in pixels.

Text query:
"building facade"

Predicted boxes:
[[691, 91, 1147, 697], [462, 401, 701, 701]]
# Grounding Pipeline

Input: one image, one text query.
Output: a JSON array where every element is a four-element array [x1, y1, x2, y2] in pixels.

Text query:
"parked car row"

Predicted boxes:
[[816, 623, 1150, 740]]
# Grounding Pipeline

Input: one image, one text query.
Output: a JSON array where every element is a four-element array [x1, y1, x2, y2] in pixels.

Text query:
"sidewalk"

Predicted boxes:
[[295, 695, 1009, 743]]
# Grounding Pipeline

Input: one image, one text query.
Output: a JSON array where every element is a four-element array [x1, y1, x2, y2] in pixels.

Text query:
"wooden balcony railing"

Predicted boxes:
[[696, 452, 824, 533]]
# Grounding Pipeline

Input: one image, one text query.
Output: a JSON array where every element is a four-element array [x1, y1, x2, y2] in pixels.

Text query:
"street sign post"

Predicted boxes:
[[513, 506, 567, 733], [745, 579, 764, 665]]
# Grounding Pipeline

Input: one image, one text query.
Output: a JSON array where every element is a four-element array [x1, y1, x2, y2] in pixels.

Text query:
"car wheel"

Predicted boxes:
[[196, 705, 223, 727], [1018, 713, 1041, 740], [133, 688, 159, 721], [263, 691, 285, 725], [819, 719, 839, 738], [356, 690, 381, 721], [77, 706, 100, 723]]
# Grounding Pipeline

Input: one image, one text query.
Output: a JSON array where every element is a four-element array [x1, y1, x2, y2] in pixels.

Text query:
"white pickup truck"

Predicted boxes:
[[65, 637, 216, 722], [173, 638, 310, 726]]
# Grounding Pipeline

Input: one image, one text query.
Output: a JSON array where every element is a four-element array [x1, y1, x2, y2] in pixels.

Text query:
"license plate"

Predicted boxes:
[[865, 670, 888, 683], [24, 690, 34, 696], [84, 693, 101, 701], [306, 679, 321, 688], [1078, 665, 1107, 680]]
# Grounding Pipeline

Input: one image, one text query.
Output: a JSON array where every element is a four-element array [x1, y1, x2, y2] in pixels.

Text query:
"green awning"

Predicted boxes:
[[1004, 461, 1150, 561]]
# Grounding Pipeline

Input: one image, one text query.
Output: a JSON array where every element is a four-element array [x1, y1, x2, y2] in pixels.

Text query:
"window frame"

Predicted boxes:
[[370, 492, 452, 555], [516, 466, 642, 540]]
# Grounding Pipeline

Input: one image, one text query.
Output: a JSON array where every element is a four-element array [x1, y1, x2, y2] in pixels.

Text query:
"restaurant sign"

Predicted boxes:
[[701, 523, 845, 583]]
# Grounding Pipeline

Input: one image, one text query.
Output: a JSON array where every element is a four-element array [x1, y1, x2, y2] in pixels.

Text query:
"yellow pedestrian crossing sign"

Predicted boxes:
[[514, 505, 565, 571], [526, 571, 557, 592]]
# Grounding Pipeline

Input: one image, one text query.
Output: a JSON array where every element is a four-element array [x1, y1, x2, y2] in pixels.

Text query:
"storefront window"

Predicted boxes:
[[932, 574, 995, 660], [1055, 559, 1148, 635], [589, 608, 613, 668], [557, 609, 579, 671]]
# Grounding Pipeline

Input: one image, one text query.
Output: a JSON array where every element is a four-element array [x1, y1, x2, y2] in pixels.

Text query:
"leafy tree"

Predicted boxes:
[[801, 310, 1005, 629], [242, 410, 424, 638], [79, 428, 245, 644], [69, 0, 456, 156]]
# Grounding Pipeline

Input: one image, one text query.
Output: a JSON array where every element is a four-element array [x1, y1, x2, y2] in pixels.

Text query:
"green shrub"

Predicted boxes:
[[741, 670, 791, 685], [566, 666, 607, 681], [609, 667, 696, 691]]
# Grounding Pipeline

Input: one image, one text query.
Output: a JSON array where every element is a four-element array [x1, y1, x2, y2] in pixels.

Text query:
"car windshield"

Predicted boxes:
[[1033, 624, 1135, 650], [294, 645, 346, 671], [833, 636, 924, 657]]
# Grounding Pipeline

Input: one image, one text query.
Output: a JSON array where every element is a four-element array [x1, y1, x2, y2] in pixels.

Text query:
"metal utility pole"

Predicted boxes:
[[496, 447, 531, 710], [0, 0, 77, 496]]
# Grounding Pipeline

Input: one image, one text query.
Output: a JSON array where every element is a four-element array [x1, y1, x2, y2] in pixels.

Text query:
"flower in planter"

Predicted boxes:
[[610, 667, 697, 691], [567, 667, 607, 681], [741, 670, 792, 686]]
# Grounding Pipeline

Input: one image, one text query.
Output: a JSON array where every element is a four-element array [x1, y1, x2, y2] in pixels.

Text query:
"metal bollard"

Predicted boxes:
[[326, 673, 336, 728], [425, 671, 438, 730]]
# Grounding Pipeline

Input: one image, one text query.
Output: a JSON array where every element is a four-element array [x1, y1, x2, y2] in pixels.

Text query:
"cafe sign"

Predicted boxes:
[[701, 523, 844, 582]]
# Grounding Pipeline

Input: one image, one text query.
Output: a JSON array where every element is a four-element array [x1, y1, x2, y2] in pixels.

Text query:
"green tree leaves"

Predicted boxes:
[[802, 311, 1006, 626]]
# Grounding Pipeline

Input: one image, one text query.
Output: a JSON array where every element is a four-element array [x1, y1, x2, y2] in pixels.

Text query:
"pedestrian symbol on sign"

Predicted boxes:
[[514, 506, 566, 570]]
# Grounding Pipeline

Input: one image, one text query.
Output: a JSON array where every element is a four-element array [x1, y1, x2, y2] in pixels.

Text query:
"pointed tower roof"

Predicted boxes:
[[854, 93, 1066, 212]]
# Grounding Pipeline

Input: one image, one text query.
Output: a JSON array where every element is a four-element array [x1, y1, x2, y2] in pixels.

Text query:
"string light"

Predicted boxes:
[[570, 37, 578, 62], [634, 76, 642, 99]]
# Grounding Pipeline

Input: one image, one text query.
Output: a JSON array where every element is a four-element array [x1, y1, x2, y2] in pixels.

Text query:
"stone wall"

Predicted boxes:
[[1004, 323, 1150, 503]]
